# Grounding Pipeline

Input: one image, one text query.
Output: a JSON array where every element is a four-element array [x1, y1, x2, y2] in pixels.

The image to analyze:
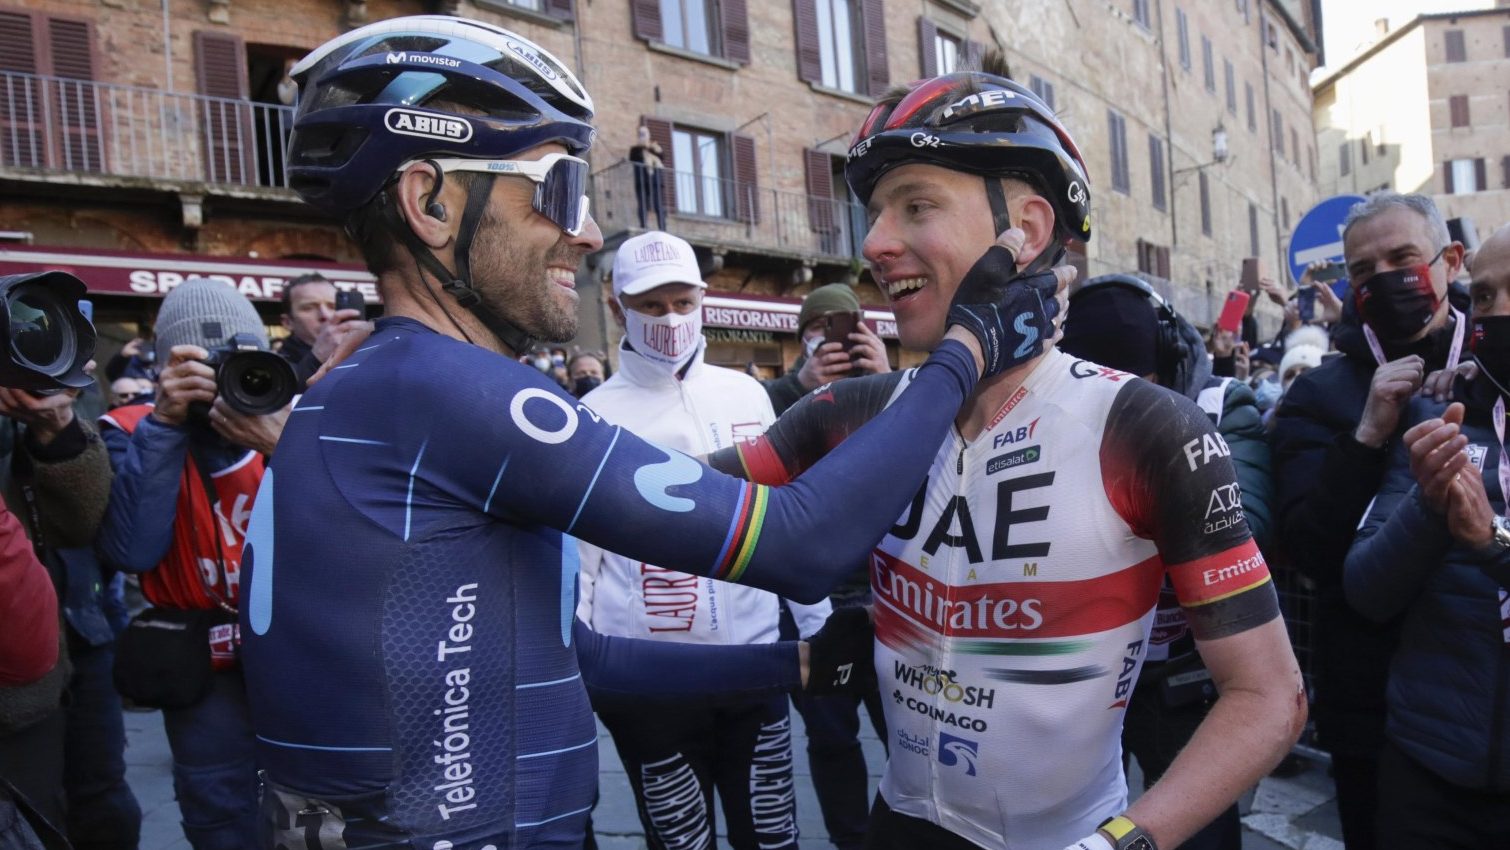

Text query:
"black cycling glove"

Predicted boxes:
[[805, 606, 877, 695], [946, 244, 1061, 379]]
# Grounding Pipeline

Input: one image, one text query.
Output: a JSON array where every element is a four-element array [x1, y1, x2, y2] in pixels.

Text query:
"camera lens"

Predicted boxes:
[[217, 350, 296, 416], [7, 283, 73, 375]]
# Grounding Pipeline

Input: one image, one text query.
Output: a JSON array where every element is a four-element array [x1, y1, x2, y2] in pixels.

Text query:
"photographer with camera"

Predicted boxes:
[[98, 278, 294, 850], [0, 271, 139, 850], [275, 273, 372, 391]]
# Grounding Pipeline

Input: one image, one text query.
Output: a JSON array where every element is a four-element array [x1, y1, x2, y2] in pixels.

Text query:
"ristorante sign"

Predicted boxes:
[[0, 245, 381, 303], [702, 294, 897, 339]]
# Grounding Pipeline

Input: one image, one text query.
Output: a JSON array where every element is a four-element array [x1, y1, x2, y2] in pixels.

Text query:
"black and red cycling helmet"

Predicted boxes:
[[845, 72, 1092, 245]]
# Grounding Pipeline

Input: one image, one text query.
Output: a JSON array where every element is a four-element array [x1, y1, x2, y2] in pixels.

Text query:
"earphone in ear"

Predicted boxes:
[[421, 159, 447, 222]]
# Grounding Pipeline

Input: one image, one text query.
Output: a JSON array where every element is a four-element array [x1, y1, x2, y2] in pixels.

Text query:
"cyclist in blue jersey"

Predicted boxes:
[[240, 16, 1073, 849]]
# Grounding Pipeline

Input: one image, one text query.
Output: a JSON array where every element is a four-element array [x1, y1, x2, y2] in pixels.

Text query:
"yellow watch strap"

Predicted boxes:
[[1100, 815, 1139, 842]]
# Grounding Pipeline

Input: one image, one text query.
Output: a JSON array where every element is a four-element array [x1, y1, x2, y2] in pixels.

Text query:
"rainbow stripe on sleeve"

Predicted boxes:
[[711, 482, 770, 583]]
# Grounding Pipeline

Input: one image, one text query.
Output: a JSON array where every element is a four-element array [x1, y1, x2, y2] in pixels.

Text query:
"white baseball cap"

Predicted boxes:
[[612, 231, 705, 297]]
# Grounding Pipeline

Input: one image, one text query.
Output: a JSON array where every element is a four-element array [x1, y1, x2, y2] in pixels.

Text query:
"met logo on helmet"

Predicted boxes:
[[384, 109, 473, 143], [940, 89, 1017, 121], [505, 39, 558, 81]]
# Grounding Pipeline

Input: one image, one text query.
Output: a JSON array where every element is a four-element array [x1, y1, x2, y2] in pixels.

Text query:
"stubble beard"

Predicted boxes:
[[470, 214, 581, 345]]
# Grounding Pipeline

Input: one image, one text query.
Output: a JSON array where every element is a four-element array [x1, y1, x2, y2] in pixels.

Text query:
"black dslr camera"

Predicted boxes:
[[197, 333, 297, 417], [0, 271, 97, 394]]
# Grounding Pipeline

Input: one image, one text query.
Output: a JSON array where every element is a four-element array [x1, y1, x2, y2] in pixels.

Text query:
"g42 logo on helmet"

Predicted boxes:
[[910, 132, 941, 149], [1066, 181, 1087, 205], [505, 39, 558, 81], [384, 108, 473, 142]]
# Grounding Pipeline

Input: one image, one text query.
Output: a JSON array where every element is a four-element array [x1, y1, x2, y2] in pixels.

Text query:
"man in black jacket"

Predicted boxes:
[[1271, 192, 1467, 850], [276, 273, 369, 390]]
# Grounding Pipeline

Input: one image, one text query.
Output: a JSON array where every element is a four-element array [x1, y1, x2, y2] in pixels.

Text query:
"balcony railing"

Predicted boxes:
[[591, 159, 869, 262], [0, 70, 294, 191]]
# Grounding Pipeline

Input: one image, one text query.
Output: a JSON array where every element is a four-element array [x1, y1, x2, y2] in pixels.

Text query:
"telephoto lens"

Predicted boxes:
[[203, 333, 297, 416], [0, 271, 97, 394]]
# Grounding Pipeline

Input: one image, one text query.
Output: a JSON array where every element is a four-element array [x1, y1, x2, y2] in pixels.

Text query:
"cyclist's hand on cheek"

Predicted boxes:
[[946, 228, 1062, 378]]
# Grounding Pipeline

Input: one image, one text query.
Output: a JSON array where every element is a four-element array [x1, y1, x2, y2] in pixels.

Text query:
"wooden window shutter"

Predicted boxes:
[[861, 0, 890, 97], [631, 0, 663, 43], [1502, 155, 1510, 190], [722, 0, 751, 64], [1157, 245, 1171, 280], [918, 17, 938, 77], [0, 11, 43, 169], [546, 0, 574, 20], [44, 17, 102, 173], [194, 30, 250, 184], [1444, 161, 1454, 193], [805, 148, 835, 232], [793, 0, 822, 84], [964, 40, 985, 70], [643, 117, 676, 211], [1450, 95, 1468, 127], [731, 133, 759, 223], [1474, 158, 1487, 192]]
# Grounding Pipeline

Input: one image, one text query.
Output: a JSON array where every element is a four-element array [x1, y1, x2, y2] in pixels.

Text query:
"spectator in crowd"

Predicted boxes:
[[1277, 326, 1328, 395], [566, 350, 608, 398], [1059, 273, 1273, 850], [757, 283, 891, 848], [1342, 221, 1510, 846], [629, 124, 666, 231], [762, 283, 891, 416], [276, 273, 370, 390], [1271, 192, 1469, 850], [577, 231, 832, 850], [98, 278, 286, 850], [105, 337, 154, 385], [0, 491, 66, 849], [0, 277, 139, 850], [109, 377, 154, 410]]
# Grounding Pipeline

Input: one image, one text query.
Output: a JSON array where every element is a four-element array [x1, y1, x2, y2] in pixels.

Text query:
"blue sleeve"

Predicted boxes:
[[1343, 409, 1455, 622], [573, 618, 799, 703], [336, 338, 977, 604], [97, 417, 189, 572]]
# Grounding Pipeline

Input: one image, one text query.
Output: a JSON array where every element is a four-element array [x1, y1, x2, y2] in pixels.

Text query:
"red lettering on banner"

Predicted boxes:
[[869, 549, 1162, 641]]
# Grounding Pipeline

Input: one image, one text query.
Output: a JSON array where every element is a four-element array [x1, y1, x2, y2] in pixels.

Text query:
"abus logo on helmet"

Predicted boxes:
[[386, 52, 461, 69], [384, 109, 473, 142], [505, 39, 558, 81], [1067, 181, 1087, 205]]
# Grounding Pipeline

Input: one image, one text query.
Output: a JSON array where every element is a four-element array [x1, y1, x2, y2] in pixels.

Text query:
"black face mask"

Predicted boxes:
[[1471, 315, 1510, 392], [1352, 250, 1445, 343], [572, 376, 602, 397]]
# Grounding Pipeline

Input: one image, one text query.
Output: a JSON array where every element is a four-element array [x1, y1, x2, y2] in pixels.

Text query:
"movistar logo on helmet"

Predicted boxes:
[[385, 52, 461, 69], [940, 89, 1017, 121], [384, 108, 473, 142], [505, 39, 558, 81]]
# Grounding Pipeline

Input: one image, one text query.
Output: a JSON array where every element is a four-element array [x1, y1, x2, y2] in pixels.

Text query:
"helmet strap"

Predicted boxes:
[[984, 176, 1066, 277], [385, 174, 537, 356]]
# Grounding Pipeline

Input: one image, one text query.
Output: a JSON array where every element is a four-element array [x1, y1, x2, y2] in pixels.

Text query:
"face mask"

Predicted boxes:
[[1252, 377, 1282, 411], [1353, 251, 1444, 342], [572, 375, 602, 397], [804, 335, 822, 358], [551, 355, 566, 368], [531, 356, 551, 372], [623, 307, 703, 373], [1471, 315, 1510, 391]]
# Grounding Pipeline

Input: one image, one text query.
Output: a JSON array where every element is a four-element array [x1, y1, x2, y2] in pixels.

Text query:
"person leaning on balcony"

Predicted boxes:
[[629, 125, 666, 231], [762, 283, 891, 416]]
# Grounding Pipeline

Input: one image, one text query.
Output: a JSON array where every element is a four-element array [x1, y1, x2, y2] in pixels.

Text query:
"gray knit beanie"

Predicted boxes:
[[796, 283, 862, 335], [154, 277, 268, 364]]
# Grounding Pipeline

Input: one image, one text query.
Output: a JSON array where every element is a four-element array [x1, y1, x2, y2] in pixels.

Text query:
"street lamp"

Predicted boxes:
[[1175, 123, 1234, 175]]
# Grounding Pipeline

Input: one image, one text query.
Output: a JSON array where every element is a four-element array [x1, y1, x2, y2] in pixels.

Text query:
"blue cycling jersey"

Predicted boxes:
[[240, 317, 977, 848]]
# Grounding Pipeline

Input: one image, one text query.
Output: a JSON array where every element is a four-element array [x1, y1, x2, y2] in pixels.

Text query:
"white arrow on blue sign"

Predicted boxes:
[[1288, 194, 1366, 286]]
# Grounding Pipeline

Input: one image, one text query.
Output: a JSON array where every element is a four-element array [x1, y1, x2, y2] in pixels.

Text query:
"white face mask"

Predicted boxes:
[[623, 306, 703, 373]]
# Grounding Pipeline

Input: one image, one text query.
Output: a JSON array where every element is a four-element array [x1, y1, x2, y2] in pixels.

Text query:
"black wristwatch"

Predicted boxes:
[[1099, 816, 1158, 850]]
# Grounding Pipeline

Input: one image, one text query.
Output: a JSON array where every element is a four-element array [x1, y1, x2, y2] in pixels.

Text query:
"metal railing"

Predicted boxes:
[[591, 159, 869, 262], [0, 70, 294, 191]]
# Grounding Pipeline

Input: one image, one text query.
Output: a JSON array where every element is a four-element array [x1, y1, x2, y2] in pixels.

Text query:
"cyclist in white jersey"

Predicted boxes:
[[708, 56, 1305, 850]]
